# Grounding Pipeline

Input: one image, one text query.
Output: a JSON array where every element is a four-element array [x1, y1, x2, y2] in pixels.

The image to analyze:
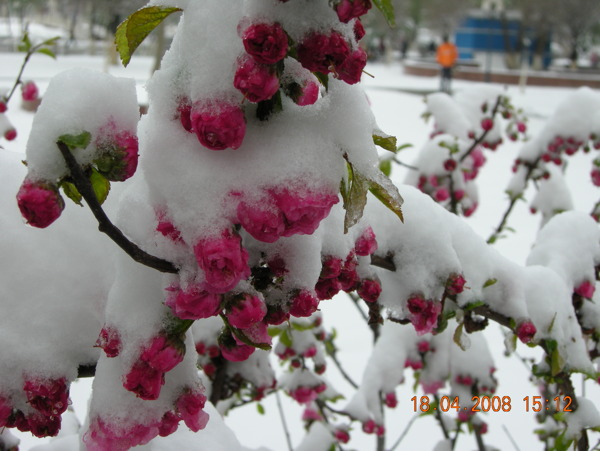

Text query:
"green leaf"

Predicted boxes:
[[483, 278, 497, 288], [89, 169, 111, 205], [464, 301, 485, 311], [550, 347, 564, 377], [396, 143, 413, 153], [115, 6, 182, 67], [547, 313, 557, 333], [314, 71, 329, 90], [267, 327, 282, 338], [290, 321, 315, 332], [369, 176, 404, 223], [343, 162, 370, 233], [373, 0, 396, 27], [58, 131, 91, 151], [373, 132, 397, 152], [18, 32, 32, 53], [60, 181, 83, 206], [279, 329, 293, 348], [453, 323, 469, 351], [257, 403, 265, 415], [40, 36, 61, 47], [379, 159, 392, 177], [36, 47, 56, 59]]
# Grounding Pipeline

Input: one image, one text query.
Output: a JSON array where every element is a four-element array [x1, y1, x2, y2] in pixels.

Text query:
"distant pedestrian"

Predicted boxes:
[[436, 35, 458, 93]]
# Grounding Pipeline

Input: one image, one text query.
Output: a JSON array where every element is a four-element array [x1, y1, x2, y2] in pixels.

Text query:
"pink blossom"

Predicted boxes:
[[304, 346, 317, 358], [297, 31, 350, 74], [194, 230, 250, 293], [338, 267, 359, 292], [84, 417, 158, 451], [458, 409, 474, 422], [315, 277, 342, 300], [444, 158, 457, 171], [21, 81, 39, 101], [95, 325, 122, 358], [274, 188, 339, 236], [141, 334, 185, 373], [591, 169, 600, 187], [17, 180, 64, 228], [177, 98, 193, 132], [406, 295, 442, 335], [421, 380, 445, 394], [417, 340, 430, 353], [446, 273, 466, 296], [237, 197, 285, 243], [4, 128, 16, 141], [227, 293, 267, 329], [335, 0, 372, 23], [265, 305, 290, 325], [302, 406, 322, 421], [337, 48, 367, 85], [166, 284, 222, 320], [455, 374, 474, 386], [94, 126, 139, 182], [335, 429, 350, 443], [464, 202, 478, 217], [123, 361, 164, 400], [405, 358, 423, 370], [191, 101, 246, 150], [158, 411, 179, 437], [242, 22, 288, 65], [470, 148, 486, 168], [220, 340, 255, 362], [23, 377, 69, 417], [295, 80, 319, 106], [481, 118, 494, 131], [241, 321, 272, 346], [0, 100, 6, 113], [454, 189, 465, 201], [516, 321, 536, 344], [0, 396, 12, 427], [385, 392, 398, 408], [234, 56, 280, 103], [176, 389, 209, 432], [289, 290, 319, 317], [353, 19, 365, 41], [575, 280, 595, 299], [357, 278, 382, 303], [435, 187, 450, 202], [156, 217, 183, 242], [289, 386, 319, 404], [27, 413, 61, 438], [320, 255, 344, 279], [355, 226, 378, 256], [517, 122, 527, 133]]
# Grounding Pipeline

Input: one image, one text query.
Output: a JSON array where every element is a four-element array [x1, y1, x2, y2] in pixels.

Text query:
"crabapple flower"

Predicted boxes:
[[84, 417, 157, 451], [177, 98, 193, 132], [516, 321, 536, 344], [95, 325, 122, 357], [435, 187, 450, 202], [191, 101, 246, 150], [575, 280, 595, 299], [320, 256, 343, 279], [289, 384, 325, 404], [0, 100, 7, 113], [446, 273, 466, 296], [355, 226, 378, 256], [295, 80, 319, 106], [288, 290, 319, 317], [0, 397, 11, 427], [27, 413, 61, 438], [4, 128, 16, 141], [233, 56, 280, 103], [384, 392, 398, 408], [226, 293, 267, 329], [23, 377, 69, 417], [94, 128, 139, 182], [194, 230, 250, 293], [157, 411, 179, 437], [353, 19, 365, 41], [274, 188, 339, 236], [336, 48, 367, 85], [335, 429, 350, 443], [406, 295, 442, 335], [242, 22, 288, 65], [481, 118, 494, 131], [165, 284, 222, 320], [21, 81, 39, 101], [123, 361, 164, 400], [176, 389, 209, 432], [237, 197, 285, 243], [297, 31, 350, 74], [357, 278, 382, 303], [17, 180, 64, 228], [335, 0, 372, 23], [140, 334, 185, 373], [592, 168, 600, 187], [220, 339, 255, 362]]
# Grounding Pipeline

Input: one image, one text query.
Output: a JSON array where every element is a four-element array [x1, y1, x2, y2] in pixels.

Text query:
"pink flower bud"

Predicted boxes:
[[455, 374, 473, 386], [123, 361, 164, 400], [295, 80, 319, 106], [434, 187, 450, 202], [315, 277, 342, 300], [237, 196, 285, 243], [446, 273, 466, 295], [265, 305, 290, 325], [517, 122, 527, 133], [191, 101, 246, 150], [407, 295, 442, 335], [385, 392, 398, 408], [591, 169, 600, 187], [289, 290, 319, 317], [158, 411, 179, 437], [444, 159, 457, 171], [27, 413, 61, 438], [234, 56, 280, 103], [95, 325, 122, 358], [321, 255, 344, 279], [354, 19, 365, 41], [21, 81, 39, 102], [274, 188, 339, 236], [355, 226, 378, 256], [141, 334, 185, 373], [0, 396, 12, 428], [94, 126, 139, 182], [176, 389, 209, 432], [405, 358, 423, 370], [156, 217, 183, 242], [23, 377, 69, 417], [516, 321, 536, 344], [194, 230, 250, 293], [417, 340, 430, 353], [337, 48, 367, 85], [227, 293, 267, 329], [4, 128, 16, 141], [335, 0, 372, 23], [17, 180, 64, 228], [242, 22, 288, 65], [335, 429, 350, 443], [297, 31, 350, 74], [166, 284, 222, 320], [219, 330, 255, 362], [177, 98, 193, 133], [421, 380, 444, 394], [0, 100, 7, 113], [481, 118, 493, 131], [575, 280, 595, 299], [289, 386, 319, 404], [357, 278, 381, 303]]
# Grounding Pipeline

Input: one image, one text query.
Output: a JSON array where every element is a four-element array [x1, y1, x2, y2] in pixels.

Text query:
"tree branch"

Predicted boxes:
[[57, 141, 178, 274], [459, 95, 503, 164]]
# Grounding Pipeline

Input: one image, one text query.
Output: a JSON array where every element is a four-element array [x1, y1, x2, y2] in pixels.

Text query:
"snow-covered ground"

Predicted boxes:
[[1, 52, 598, 450]]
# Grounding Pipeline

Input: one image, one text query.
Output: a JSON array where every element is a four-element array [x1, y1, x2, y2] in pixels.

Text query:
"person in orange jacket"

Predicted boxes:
[[436, 35, 458, 93]]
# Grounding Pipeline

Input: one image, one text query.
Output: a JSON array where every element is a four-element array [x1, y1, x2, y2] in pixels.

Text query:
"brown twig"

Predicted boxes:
[[57, 141, 178, 274]]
